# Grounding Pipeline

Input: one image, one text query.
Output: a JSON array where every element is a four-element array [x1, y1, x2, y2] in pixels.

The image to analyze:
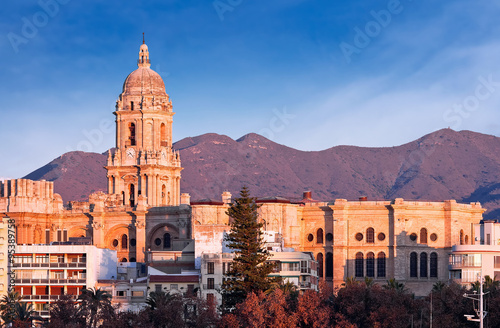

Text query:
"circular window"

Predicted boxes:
[[307, 234, 314, 242], [430, 233, 437, 242], [112, 239, 118, 247], [326, 233, 333, 242], [410, 233, 417, 241], [355, 233, 363, 241], [378, 233, 386, 241], [154, 238, 162, 246], [130, 238, 136, 247]]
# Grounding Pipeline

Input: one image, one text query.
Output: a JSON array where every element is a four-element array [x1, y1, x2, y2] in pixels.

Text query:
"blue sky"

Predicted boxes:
[[1, 0, 500, 179]]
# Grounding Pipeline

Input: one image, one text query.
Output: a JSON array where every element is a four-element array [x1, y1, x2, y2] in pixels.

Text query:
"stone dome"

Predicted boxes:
[[122, 67, 167, 96], [121, 41, 167, 96]]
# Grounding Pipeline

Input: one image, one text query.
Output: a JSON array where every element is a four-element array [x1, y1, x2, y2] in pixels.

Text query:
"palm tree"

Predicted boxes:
[[341, 276, 359, 287], [12, 302, 42, 327], [0, 290, 23, 324], [78, 288, 112, 328], [384, 278, 406, 293], [432, 281, 447, 292], [364, 277, 375, 288], [145, 291, 173, 310]]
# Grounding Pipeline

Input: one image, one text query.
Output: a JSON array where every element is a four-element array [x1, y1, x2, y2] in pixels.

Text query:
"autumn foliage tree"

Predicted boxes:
[[221, 187, 279, 310]]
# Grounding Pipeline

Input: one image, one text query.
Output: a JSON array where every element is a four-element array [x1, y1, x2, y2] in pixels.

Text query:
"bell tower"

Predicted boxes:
[[106, 40, 182, 207]]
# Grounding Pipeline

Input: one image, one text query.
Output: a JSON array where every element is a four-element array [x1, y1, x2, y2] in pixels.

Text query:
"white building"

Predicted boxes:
[[12, 243, 116, 318], [200, 250, 319, 305], [449, 220, 500, 284]]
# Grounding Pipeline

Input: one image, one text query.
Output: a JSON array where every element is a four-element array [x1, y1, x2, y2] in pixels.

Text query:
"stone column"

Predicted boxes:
[[147, 174, 152, 207], [152, 174, 157, 206], [135, 215, 146, 262]]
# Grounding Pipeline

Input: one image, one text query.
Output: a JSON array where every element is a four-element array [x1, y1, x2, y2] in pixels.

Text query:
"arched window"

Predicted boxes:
[[317, 253, 324, 278], [160, 123, 167, 146], [460, 230, 464, 245], [377, 252, 386, 278], [163, 233, 171, 249], [128, 123, 136, 146], [317, 228, 324, 244], [420, 228, 428, 244], [129, 184, 135, 207], [410, 252, 418, 278], [121, 258, 128, 263], [326, 252, 333, 278], [366, 252, 375, 277], [121, 234, 128, 250], [366, 228, 375, 243], [130, 101, 134, 111], [355, 252, 364, 277], [465, 235, 469, 245], [420, 252, 428, 278], [430, 252, 438, 278]]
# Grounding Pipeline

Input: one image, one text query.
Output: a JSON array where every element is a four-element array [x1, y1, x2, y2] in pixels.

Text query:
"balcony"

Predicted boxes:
[[300, 267, 311, 274], [15, 278, 86, 285], [203, 284, 220, 290], [299, 282, 312, 289], [13, 262, 86, 268], [22, 294, 77, 301]]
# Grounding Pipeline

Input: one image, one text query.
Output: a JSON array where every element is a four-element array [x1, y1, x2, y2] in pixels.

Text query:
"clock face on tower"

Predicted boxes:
[[126, 148, 135, 158]]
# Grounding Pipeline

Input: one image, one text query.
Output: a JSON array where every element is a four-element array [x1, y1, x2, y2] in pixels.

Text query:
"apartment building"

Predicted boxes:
[[12, 244, 116, 318]]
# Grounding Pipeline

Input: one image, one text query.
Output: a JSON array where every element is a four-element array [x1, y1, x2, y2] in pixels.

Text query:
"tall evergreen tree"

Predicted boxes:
[[221, 187, 279, 311]]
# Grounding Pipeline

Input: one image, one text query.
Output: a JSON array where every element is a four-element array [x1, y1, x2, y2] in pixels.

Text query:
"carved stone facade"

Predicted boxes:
[[0, 41, 487, 297], [192, 196, 484, 296]]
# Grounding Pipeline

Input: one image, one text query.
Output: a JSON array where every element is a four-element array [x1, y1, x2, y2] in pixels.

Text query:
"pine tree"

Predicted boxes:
[[221, 187, 279, 311]]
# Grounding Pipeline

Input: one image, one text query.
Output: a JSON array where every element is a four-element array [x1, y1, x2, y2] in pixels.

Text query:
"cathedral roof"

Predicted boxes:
[[121, 40, 167, 96], [122, 67, 167, 96]]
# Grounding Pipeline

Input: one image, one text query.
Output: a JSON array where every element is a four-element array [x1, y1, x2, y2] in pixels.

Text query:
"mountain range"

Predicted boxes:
[[24, 128, 500, 220]]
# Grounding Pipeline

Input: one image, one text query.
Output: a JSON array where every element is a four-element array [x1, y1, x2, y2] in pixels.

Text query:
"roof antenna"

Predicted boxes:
[[142, 32, 145, 44]]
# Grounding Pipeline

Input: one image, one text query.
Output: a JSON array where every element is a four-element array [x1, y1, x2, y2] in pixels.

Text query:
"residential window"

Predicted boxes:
[[366, 228, 375, 243], [170, 284, 178, 290], [410, 252, 418, 278], [377, 252, 386, 278], [207, 262, 215, 274], [420, 252, 428, 278], [155, 284, 162, 293], [366, 252, 375, 277], [355, 252, 363, 277], [207, 278, 215, 290], [207, 293, 215, 304], [430, 252, 438, 278], [494, 256, 500, 269], [487, 234, 491, 245]]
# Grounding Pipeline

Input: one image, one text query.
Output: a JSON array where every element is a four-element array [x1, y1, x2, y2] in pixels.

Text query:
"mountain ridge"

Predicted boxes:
[[23, 128, 500, 220]]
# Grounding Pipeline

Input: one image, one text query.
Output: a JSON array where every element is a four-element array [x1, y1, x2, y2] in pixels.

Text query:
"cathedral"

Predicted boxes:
[[0, 40, 486, 297]]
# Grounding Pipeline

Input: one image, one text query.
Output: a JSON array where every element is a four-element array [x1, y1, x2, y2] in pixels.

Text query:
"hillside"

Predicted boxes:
[[24, 129, 500, 220]]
